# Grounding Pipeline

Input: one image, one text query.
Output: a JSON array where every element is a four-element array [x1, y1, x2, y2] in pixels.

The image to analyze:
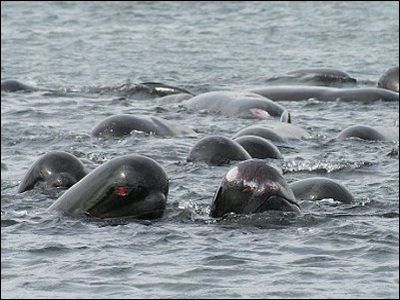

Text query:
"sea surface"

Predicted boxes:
[[1, 1, 399, 299]]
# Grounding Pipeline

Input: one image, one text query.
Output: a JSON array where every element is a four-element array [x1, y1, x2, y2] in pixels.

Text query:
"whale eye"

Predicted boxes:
[[116, 185, 127, 196]]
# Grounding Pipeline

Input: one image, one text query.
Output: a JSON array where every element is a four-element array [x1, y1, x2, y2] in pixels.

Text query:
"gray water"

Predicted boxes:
[[1, 1, 399, 299]]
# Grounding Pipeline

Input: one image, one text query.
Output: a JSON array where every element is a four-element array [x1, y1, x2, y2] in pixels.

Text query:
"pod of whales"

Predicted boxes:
[[47, 154, 169, 220], [337, 125, 399, 141], [289, 177, 354, 203], [250, 86, 399, 103], [264, 68, 357, 86], [92, 114, 195, 138], [377, 66, 399, 92], [184, 91, 285, 118], [18, 151, 87, 193], [14, 66, 399, 223], [210, 159, 301, 218]]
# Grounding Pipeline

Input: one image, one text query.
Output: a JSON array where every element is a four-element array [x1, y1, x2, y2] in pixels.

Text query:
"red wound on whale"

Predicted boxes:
[[117, 185, 127, 196]]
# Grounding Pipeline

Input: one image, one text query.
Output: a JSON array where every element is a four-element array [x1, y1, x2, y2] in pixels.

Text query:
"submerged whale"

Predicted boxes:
[[337, 125, 399, 141], [250, 86, 399, 103], [18, 151, 87, 193], [1, 79, 39, 93], [232, 125, 288, 145], [378, 66, 399, 92], [232, 115, 310, 145], [289, 177, 354, 203], [92, 114, 196, 138], [47, 154, 169, 220], [87, 82, 192, 98], [184, 91, 285, 119], [210, 159, 301, 218], [187, 135, 251, 166], [233, 135, 283, 159], [264, 68, 357, 86], [138, 82, 193, 96]]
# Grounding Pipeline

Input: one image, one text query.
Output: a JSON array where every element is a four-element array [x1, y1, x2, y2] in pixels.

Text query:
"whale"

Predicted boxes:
[[47, 154, 169, 220], [233, 135, 283, 159], [232, 126, 288, 145], [138, 82, 193, 97], [18, 151, 88, 193], [289, 177, 354, 203], [187, 135, 252, 166], [263, 122, 311, 140], [184, 91, 286, 119], [337, 125, 399, 141], [378, 66, 399, 92], [250, 86, 399, 103], [210, 159, 301, 218], [87, 81, 192, 99], [1, 79, 39, 93], [264, 68, 357, 86], [92, 114, 196, 138], [232, 122, 310, 146]]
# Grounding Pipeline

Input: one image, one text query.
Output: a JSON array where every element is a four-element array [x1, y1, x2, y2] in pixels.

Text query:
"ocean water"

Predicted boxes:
[[1, 1, 399, 299]]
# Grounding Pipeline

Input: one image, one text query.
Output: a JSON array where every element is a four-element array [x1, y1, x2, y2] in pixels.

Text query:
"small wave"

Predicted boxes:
[[283, 160, 374, 173], [1, 219, 19, 227], [203, 254, 254, 266], [28, 243, 71, 254]]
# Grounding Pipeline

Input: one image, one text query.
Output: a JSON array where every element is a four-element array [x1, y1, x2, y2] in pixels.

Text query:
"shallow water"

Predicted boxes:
[[1, 1, 399, 299]]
